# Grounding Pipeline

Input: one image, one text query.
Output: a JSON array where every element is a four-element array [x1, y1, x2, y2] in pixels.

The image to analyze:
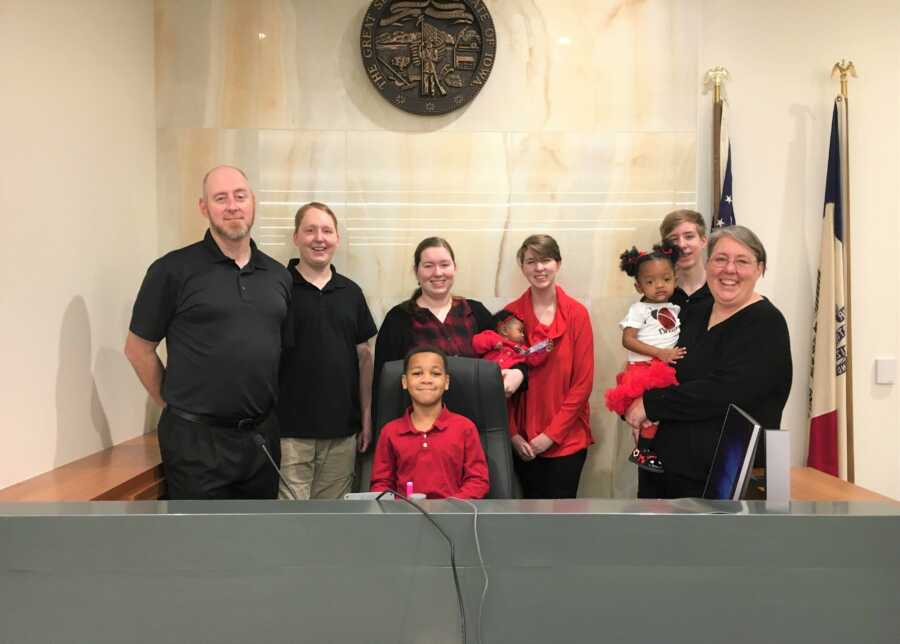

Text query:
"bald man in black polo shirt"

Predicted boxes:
[[125, 165, 291, 499]]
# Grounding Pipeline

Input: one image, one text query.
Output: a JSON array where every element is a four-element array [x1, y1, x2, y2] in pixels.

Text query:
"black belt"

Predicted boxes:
[[168, 406, 268, 430]]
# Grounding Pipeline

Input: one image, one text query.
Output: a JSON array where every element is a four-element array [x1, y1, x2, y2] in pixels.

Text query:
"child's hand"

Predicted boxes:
[[494, 341, 504, 350], [658, 346, 686, 364]]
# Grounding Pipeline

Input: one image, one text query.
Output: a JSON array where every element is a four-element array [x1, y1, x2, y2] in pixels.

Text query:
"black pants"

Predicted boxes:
[[514, 449, 587, 499], [637, 468, 705, 499], [157, 408, 281, 500]]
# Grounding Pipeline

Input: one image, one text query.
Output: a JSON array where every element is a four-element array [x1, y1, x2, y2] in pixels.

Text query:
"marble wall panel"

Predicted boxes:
[[481, 0, 699, 133], [156, 129, 259, 253], [495, 131, 696, 299], [254, 130, 349, 259], [156, 0, 698, 132], [155, 0, 700, 497], [340, 130, 512, 300], [247, 130, 695, 300]]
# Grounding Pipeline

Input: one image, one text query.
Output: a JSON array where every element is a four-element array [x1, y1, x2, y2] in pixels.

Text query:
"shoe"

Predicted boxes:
[[630, 448, 664, 474]]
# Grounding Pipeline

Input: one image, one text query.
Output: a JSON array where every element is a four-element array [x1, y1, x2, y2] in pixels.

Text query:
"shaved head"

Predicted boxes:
[[198, 165, 256, 243], [201, 165, 250, 200]]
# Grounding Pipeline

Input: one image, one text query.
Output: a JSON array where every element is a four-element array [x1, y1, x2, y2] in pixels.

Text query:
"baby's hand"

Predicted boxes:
[[659, 346, 686, 364], [494, 341, 504, 350]]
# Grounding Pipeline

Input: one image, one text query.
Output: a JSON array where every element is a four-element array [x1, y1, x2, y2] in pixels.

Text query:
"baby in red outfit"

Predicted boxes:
[[472, 310, 552, 371], [472, 311, 553, 436]]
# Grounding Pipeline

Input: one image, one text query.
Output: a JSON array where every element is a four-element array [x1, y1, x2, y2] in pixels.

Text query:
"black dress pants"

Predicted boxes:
[[157, 407, 280, 500], [637, 467, 705, 499], [514, 449, 587, 499]]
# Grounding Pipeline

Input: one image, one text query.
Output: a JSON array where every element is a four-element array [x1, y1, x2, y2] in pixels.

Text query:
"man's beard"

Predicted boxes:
[[211, 214, 254, 242]]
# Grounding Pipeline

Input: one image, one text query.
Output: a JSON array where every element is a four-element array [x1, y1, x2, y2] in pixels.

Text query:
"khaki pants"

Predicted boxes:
[[279, 435, 357, 500]]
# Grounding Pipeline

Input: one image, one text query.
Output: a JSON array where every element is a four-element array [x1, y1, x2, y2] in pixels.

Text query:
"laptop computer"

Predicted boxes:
[[703, 404, 762, 500]]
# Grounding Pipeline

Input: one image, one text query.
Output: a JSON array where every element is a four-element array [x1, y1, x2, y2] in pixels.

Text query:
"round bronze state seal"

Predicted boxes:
[[360, 0, 497, 115]]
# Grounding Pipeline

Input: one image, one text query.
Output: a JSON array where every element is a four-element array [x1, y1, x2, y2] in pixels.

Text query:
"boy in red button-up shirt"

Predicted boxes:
[[370, 347, 489, 499]]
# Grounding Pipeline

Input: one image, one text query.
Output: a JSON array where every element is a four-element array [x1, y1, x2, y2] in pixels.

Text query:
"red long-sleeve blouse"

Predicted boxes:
[[504, 286, 595, 458]]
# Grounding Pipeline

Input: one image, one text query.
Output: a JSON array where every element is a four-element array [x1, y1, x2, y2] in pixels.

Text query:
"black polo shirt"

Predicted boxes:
[[129, 230, 291, 418], [671, 282, 712, 312], [277, 260, 377, 439]]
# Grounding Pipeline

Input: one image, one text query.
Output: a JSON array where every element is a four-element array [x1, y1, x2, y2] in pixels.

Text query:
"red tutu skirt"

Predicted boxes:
[[604, 359, 678, 416]]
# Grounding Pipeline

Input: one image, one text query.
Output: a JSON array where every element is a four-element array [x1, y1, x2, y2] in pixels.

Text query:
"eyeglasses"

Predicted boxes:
[[708, 254, 758, 271]]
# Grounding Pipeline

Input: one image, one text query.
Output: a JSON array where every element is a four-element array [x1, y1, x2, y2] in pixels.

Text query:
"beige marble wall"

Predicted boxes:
[[155, 0, 699, 497]]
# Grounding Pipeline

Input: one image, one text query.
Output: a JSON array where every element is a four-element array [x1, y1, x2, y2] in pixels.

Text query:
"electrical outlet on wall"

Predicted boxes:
[[874, 357, 896, 385]]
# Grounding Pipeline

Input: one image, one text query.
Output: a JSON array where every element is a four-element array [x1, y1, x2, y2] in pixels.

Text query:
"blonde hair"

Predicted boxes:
[[659, 209, 707, 240], [293, 202, 337, 233]]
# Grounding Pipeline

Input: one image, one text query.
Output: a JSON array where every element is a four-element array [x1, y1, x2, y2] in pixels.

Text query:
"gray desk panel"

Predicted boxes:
[[2, 500, 899, 644]]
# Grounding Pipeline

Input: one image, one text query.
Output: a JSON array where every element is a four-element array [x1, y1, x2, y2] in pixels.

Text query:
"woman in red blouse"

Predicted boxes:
[[504, 235, 594, 498]]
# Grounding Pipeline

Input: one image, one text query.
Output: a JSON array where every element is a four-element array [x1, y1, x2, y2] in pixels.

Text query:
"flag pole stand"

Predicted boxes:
[[832, 60, 856, 482], [704, 67, 730, 220]]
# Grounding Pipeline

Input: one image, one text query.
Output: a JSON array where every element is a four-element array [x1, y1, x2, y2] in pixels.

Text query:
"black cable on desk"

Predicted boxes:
[[376, 490, 467, 644]]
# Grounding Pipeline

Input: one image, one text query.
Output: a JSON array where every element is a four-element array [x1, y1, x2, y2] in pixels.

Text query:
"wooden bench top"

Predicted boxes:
[[791, 466, 897, 503], [0, 436, 893, 505], [0, 432, 163, 502]]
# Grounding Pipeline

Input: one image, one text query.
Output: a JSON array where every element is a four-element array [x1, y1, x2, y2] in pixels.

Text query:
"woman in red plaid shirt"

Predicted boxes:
[[373, 237, 527, 413]]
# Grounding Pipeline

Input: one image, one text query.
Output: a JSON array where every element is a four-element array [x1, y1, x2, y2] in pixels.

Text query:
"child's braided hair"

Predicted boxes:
[[618, 240, 682, 277]]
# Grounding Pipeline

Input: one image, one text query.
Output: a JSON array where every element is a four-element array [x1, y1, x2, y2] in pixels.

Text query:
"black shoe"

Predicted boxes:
[[630, 448, 664, 474]]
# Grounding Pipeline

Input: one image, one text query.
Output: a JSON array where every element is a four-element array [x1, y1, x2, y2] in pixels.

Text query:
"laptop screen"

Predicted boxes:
[[703, 404, 762, 500]]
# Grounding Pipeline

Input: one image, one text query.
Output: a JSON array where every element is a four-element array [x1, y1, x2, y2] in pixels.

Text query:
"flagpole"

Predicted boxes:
[[832, 60, 856, 481], [704, 67, 729, 215]]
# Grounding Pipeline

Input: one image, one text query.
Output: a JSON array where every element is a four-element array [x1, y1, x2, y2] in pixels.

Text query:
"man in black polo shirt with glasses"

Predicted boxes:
[[125, 165, 291, 499]]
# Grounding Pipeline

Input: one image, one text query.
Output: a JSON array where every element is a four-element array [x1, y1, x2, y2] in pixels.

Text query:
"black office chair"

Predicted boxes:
[[363, 356, 518, 499]]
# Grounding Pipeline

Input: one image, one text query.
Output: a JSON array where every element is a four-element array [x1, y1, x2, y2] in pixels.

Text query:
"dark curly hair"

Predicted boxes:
[[403, 345, 448, 372], [618, 240, 682, 278]]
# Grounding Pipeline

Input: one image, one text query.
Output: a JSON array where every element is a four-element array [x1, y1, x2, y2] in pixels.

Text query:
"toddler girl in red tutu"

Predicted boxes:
[[605, 241, 685, 473]]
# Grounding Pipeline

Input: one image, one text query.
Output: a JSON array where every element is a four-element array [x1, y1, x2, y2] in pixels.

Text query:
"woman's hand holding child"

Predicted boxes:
[[657, 346, 686, 365]]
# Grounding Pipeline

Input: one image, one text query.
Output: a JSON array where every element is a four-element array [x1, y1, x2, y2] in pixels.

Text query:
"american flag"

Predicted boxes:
[[712, 100, 736, 228]]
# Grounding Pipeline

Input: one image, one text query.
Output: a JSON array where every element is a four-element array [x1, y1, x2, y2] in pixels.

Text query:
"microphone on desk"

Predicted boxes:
[[253, 433, 298, 501]]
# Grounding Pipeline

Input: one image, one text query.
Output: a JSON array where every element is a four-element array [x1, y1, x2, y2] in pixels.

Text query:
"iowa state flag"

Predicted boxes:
[[807, 99, 849, 479]]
